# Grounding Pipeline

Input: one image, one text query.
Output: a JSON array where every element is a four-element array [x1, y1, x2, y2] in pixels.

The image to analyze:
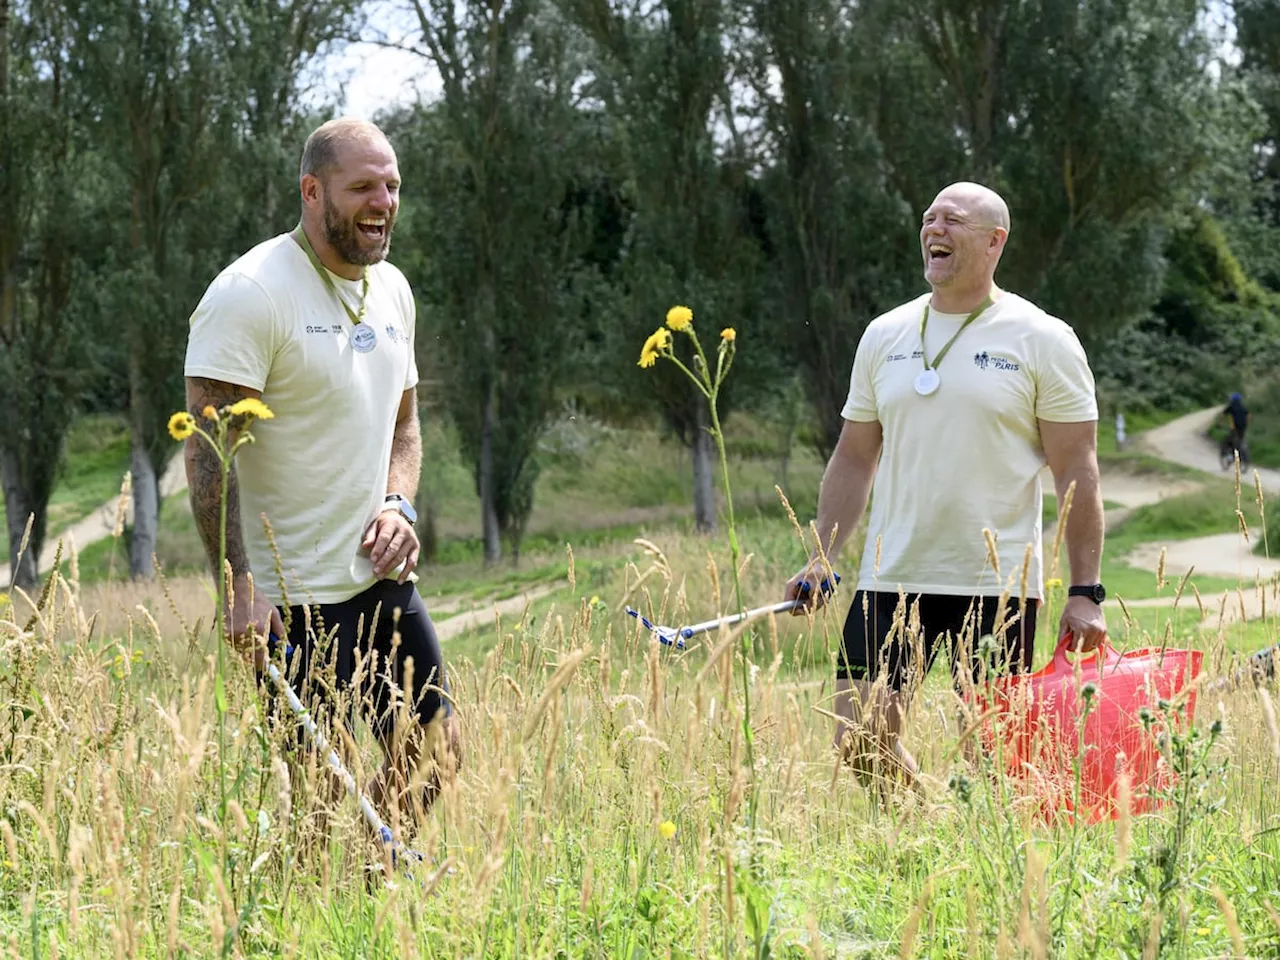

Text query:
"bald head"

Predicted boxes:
[[920, 181, 1011, 306], [933, 181, 1010, 234], [300, 117, 394, 183]]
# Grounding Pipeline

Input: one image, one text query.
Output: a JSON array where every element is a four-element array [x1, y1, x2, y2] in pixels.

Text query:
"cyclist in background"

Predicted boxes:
[[1222, 392, 1251, 467]]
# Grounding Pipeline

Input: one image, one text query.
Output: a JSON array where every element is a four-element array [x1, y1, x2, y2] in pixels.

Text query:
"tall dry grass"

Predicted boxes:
[[1, 524, 1278, 957]]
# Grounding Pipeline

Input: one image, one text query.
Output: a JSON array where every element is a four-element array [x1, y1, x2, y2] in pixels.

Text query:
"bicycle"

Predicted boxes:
[[1220, 429, 1250, 471]]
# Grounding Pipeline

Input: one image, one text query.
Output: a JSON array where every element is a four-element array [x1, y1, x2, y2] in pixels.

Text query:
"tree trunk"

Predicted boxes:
[[479, 385, 501, 565], [691, 404, 716, 534], [128, 353, 158, 580], [1, 447, 36, 591], [129, 433, 158, 580]]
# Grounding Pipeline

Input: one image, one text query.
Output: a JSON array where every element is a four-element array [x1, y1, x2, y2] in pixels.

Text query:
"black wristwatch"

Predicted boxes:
[[383, 493, 417, 525], [1068, 583, 1106, 604]]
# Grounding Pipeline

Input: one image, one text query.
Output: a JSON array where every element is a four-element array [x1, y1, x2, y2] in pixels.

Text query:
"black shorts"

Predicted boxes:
[[838, 590, 1038, 691], [262, 579, 451, 741]]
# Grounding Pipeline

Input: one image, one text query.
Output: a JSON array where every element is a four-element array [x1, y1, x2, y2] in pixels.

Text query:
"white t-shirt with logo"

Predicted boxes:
[[841, 290, 1097, 601], [184, 232, 419, 606]]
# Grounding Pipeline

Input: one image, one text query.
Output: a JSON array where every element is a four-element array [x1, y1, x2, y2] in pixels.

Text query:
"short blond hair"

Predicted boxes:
[[299, 117, 391, 181]]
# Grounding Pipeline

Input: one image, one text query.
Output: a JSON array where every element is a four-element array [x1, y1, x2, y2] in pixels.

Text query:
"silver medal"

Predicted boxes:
[[350, 324, 378, 354], [914, 368, 940, 396]]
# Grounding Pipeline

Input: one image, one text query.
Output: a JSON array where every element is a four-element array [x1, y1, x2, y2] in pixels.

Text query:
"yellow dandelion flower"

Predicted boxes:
[[665, 305, 693, 332], [658, 820, 677, 840], [638, 327, 672, 368], [1046, 578, 1063, 590], [589, 595, 600, 606], [1195, 927, 1210, 936], [201, 405, 218, 422], [720, 327, 736, 342], [228, 398, 274, 421], [167, 411, 195, 441]]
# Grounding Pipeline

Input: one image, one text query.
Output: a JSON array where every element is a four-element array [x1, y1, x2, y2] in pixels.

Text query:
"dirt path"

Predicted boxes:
[[1137, 406, 1280, 493], [431, 581, 567, 642]]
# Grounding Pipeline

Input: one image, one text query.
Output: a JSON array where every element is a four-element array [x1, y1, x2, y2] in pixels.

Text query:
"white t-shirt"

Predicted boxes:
[[184, 232, 419, 606], [841, 290, 1097, 601]]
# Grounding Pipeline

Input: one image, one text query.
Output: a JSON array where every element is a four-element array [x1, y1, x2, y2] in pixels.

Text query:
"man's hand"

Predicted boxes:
[[363, 509, 420, 582], [1059, 595, 1106, 653], [226, 574, 285, 670], [784, 561, 834, 616]]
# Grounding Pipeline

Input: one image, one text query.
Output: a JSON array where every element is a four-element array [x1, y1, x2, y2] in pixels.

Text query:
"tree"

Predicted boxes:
[[61, 0, 361, 579], [395, 0, 591, 564], [0, 0, 92, 590], [868, 0, 1239, 339], [1233, 0, 1280, 291], [738, 0, 919, 457], [560, 0, 763, 532]]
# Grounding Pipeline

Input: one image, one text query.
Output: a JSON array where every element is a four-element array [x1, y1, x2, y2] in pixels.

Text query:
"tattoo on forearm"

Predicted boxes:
[[186, 377, 254, 578]]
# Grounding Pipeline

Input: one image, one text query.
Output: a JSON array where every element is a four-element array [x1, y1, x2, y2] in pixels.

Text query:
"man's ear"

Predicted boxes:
[[300, 172, 323, 208], [989, 228, 1009, 254]]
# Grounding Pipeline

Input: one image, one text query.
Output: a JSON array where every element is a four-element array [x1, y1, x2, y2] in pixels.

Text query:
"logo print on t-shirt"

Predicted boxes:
[[973, 350, 1021, 373]]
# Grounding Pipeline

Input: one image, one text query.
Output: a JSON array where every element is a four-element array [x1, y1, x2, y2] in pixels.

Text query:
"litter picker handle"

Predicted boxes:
[[679, 573, 842, 639], [265, 633, 422, 867], [680, 599, 808, 639]]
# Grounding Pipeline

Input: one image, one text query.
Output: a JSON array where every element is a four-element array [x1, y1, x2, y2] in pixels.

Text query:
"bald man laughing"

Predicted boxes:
[[783, 181, 1106, 797]]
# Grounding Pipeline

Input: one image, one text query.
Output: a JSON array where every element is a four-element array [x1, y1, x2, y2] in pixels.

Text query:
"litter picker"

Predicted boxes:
[[626, 574, 840, 649]]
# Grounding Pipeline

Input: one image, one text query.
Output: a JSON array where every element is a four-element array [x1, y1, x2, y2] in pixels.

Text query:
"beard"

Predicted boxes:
[[322, 192, 395, 267]]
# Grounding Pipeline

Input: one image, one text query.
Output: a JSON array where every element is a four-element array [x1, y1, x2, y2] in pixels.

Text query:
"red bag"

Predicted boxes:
[[975, 633, 1203, 823]]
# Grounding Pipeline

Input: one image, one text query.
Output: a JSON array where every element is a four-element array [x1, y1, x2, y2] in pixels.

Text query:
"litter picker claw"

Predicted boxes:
[[625, 573, 840, 649]]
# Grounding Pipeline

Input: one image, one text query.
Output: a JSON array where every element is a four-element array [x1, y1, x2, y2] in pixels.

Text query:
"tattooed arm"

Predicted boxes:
[[184, 376, 283, 661]]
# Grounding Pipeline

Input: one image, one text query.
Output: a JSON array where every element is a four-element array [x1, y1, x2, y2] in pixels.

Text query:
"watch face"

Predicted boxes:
[[1092, 583, 1106, 603], [400, 499, 417, 523]]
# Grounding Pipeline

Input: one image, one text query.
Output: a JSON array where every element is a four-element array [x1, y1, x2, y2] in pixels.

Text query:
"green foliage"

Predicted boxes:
[[561, 0, 769, 524], [1235, 0, 1280, 241], [1092, 211, 1280, 415], [738, 0, 919, 457], [864, 0, 1247, 341]]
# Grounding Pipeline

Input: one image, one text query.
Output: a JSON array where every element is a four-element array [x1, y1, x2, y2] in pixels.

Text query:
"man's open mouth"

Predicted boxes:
[[928, 243, 953, 262], [357, 217, 386, 240]]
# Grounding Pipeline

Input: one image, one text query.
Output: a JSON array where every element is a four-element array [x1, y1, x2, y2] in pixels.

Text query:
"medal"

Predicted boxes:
[[351, 324, 378, 353], [916, 294, 995, 397], [914, 369, 940, 396]]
